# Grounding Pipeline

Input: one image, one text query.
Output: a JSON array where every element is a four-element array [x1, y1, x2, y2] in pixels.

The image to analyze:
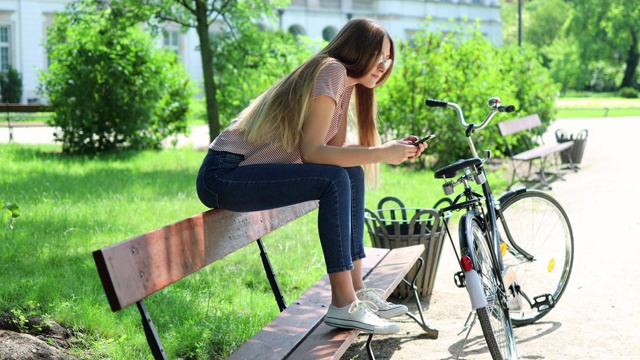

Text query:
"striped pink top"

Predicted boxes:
[[209, 60, 354, 166]]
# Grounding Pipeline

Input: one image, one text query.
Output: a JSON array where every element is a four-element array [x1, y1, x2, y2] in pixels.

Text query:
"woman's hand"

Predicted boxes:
[[380, 137, 426, 165], [403, 135, 428, 160]]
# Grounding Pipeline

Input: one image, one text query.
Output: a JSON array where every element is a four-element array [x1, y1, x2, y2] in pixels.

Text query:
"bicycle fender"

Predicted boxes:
[[497, 186, 528, 204], [458, 213, 488, 309], [458, 212, 476, 254]]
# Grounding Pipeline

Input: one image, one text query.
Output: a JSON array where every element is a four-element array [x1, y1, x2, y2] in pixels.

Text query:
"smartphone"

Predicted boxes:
[[414, 133, 436, 145]]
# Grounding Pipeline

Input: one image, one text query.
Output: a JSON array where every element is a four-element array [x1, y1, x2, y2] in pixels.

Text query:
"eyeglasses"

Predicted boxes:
[[377, 55, 393, 71]]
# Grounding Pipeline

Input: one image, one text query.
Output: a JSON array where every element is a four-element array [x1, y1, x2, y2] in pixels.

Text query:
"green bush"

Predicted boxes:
[[0, 66, 23, 103], [618, 87, 639, 98], [377, 22, 559, 167], [39, 0, 194, 155]]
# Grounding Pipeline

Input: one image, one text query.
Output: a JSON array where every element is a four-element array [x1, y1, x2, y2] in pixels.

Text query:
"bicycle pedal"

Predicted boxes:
[[532, 294, 556, 311], [453, 271, 466, 288]]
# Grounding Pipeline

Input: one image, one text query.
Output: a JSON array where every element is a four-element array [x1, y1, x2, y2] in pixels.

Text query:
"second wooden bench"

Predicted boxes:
[[498, 114, 574, 189]]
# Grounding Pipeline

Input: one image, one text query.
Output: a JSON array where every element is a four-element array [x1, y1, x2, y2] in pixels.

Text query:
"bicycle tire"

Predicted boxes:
[[497, 189, 574, 326], [461, 214, 518, 359]]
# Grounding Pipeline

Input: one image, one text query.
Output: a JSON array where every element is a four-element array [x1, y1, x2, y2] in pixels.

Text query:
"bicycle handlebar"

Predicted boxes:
[[425, 97, 515, 131]]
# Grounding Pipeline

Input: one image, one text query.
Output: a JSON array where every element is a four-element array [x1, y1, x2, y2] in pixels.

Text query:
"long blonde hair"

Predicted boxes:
[[234, 18, 395, 185]]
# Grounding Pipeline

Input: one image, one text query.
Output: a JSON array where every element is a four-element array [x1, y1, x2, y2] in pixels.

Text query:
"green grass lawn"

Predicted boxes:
[[555, 97, 640, 118], [2, 143, 509, 359]]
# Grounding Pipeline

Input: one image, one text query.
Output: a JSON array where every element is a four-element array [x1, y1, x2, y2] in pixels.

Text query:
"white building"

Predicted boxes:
[[0, 0, 501, 103]]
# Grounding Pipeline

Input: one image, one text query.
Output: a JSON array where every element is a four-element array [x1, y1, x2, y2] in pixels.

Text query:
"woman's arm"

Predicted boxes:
[[325, 106, 348, 147], [300, 95, 425, 166]]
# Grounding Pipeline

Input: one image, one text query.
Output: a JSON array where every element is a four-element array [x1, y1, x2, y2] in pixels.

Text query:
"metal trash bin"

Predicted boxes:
[[556, 129, 588, 166], [364, 197, 451, 298]]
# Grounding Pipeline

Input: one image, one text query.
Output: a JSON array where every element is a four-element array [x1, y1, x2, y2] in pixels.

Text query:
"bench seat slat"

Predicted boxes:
[[287, 244, 425, 360], [93, 201, 318, 312], [512, 141, 574, 161]]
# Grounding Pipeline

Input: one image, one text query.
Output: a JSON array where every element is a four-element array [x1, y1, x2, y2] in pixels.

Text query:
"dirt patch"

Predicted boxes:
[[0, 314, 77, 360]]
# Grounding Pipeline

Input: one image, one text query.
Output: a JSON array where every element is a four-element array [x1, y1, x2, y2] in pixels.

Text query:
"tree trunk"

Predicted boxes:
[[195, 0, 220, 143], [620, 29, 639, 89]]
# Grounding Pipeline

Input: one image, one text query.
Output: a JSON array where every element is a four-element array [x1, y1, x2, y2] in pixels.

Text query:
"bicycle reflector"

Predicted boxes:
[[461, 255, 474, 271]]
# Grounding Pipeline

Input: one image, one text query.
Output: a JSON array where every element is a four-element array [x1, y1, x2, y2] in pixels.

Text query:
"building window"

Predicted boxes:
[[319, 0, 341, 9], [290, 0, 307, 7], [163, 30, 180, 55], [0, 26, 10, 71], [353, 0, 373, 11]]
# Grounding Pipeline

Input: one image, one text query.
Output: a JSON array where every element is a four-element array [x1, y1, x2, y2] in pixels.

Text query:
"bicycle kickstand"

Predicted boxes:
[[456, 310, 477, 360]]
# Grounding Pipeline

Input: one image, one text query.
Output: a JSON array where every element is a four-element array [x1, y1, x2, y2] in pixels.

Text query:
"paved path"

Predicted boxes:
[[4, 117, 640, 359]]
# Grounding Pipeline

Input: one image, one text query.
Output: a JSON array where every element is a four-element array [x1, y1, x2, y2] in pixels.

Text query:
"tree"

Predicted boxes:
[[500, 0, 519, 47], [567, 0, 639, 89], [523, 0, 571, 51], [39, 0, 194, 154], [143, 0, 289, 142]]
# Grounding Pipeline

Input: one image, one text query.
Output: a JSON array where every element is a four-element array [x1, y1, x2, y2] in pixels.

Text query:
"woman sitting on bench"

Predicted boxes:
[[196, 18, 427, 335]]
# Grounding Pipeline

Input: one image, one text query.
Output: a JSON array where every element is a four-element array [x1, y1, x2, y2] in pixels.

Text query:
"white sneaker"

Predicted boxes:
[[324, 300, 401, 335], [356, 288, 409, 319]]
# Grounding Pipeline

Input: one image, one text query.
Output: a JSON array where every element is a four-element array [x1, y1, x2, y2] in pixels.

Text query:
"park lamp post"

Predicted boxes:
[[277, 8, 284, 30]]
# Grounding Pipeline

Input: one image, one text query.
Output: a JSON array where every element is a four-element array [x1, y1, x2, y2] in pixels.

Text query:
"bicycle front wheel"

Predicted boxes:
[[462, 215, 518, 360], [498, 189, 574, 326]]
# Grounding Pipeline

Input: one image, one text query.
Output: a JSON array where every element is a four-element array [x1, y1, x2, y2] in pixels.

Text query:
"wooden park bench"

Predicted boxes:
[[0, 104, 52, 142], [498, 114, 574, 189], [92, 201, 437, 360]]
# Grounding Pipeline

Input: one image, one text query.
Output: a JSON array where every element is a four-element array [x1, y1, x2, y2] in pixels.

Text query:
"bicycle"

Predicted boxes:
[[426, 97, 575, 360]]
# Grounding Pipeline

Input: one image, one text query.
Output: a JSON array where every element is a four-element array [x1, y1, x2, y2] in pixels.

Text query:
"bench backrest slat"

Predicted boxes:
[[0, 104, 52, 113], [93, 201, 319, 312], [497, 114, 541, 136]]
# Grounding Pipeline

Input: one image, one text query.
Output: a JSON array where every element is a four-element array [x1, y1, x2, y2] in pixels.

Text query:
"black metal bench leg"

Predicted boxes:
[[6, 112, 13, 142], [508, 160, 517, 190], [365, 334, 376, 360], [257, 239, 288, 312], [402, 257, 439, 339], [136, 300, 168, 360], [537, 158, 552, 189]]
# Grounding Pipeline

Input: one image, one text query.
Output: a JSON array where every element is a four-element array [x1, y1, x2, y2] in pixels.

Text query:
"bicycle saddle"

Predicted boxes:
[[434, 158, 482, 179]]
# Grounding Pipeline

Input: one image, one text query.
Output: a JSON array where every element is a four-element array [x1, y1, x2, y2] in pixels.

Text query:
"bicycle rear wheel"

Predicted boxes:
[[498, 189, 574, 326], [462, 215, 518, 359]]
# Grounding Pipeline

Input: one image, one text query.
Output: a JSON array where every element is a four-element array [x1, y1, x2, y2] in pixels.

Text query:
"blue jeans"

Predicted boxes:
[[196, 150, 366, 274]]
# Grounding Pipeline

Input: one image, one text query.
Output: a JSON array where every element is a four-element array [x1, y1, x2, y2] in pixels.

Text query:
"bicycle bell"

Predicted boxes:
[[488, 97, 501, 109]]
